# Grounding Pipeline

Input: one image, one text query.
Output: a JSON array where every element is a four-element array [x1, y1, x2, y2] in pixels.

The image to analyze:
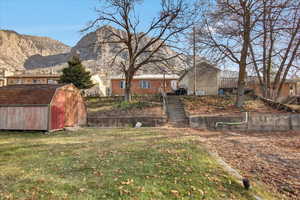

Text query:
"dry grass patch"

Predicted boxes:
[[86, 96, 164, 117], [182, 95, 287, 116]]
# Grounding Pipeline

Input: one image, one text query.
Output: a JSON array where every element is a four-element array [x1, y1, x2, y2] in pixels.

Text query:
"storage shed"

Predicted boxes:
[[0, 84, 87, 131]]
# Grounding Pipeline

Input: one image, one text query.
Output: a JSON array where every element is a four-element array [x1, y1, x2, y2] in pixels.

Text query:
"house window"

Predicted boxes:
[[140, 80, 150, 89], [16, 79, 22, 84], [48, 79, 57, 84], [33, 79, 38, 84], [120, 80, 126, 89]]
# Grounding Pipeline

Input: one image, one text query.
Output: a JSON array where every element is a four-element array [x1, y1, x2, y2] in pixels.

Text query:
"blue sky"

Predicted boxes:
[[0, 0, 162, 46]]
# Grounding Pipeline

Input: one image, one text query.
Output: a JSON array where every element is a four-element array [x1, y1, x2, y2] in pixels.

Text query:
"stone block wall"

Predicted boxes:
[[88, 116, 167, 128], [189, 113, 300, 131]]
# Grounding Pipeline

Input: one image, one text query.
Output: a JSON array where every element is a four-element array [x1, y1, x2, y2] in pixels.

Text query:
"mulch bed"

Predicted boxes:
[[193, 130, 300, 200]]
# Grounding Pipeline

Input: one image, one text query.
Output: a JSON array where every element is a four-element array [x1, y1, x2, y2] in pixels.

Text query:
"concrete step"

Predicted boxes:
[[169, 120, 189, 124], [168, 107, 185, 109], [168, 110, 185, 113], [167, 121, 189, 128], [169, 113, 186, 116], [169, 115, 187, 119], [169, 115, 187, 118], [167, 111, 186, 114], [167, 110, 185, 113], [166, 95, 189, 126], [168, 106, 184, 108]]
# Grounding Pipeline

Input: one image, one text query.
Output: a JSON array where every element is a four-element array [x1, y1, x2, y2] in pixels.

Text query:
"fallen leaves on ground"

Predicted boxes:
[[191, 129, 300, 200], [182, 95, 287, 116]]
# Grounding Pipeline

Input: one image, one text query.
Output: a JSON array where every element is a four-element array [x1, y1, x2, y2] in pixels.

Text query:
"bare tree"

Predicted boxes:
[[83, 0, 191, 101], [196, 0, 300, 104], [194, 0, 263, 107], [249, 0, 300, 100]]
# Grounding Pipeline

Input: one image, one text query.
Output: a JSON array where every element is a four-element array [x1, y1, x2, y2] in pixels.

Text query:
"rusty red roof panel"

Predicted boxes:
[[0, 84, 66, 105]]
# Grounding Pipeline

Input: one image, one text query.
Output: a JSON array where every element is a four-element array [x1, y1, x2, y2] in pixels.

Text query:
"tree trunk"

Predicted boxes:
[[124, 70, 133, 102], [124, 86, 132, 102], [236, 66, 246, 107], [236, 4, 251, 108], [262, 85, 267, 98], [262, 0, 267, 98]]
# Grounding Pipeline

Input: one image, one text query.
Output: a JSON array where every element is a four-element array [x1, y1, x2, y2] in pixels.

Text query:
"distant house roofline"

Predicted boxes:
[[6, 74, 60, 78], [110, 74, 179, 80]]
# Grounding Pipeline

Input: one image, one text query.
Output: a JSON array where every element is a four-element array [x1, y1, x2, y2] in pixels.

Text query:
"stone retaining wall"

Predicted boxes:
[[189, 113, 300, 131], [88, 116, 167, 128]]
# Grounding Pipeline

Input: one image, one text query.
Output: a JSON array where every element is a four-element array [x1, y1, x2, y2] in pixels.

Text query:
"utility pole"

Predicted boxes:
[[163, 72, 166, 93], [193, 26, 196, 95]]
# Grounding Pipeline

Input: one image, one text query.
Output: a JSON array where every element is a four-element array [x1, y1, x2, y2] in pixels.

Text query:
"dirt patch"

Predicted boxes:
[[191, 129, 300, 200], [182, 95, 287, 116]]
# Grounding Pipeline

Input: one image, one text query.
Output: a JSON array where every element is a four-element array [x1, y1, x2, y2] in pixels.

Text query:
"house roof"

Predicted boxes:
[[0, 84, 67, 105], [111, 74, 179, 80], [179, 61, 220, 81], [6, 74, 60, 78]]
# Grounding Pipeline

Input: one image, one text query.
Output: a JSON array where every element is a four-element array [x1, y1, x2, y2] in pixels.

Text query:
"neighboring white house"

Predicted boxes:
[[179, 61, 220, 95], [0, 68, 14, 87], [84, 73, 111, 96]]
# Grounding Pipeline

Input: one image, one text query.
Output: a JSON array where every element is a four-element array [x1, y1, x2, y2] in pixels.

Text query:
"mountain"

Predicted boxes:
[[0, 26, 187, 75], [0, 30, 70, 71], [71, 26, 187, 75]]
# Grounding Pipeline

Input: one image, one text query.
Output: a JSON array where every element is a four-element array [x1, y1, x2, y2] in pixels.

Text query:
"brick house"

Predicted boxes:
[[6, 74, 60, 85], [247, 79, 300, 101], [111, 74, 179, 96], [220, 70, 300, 101]]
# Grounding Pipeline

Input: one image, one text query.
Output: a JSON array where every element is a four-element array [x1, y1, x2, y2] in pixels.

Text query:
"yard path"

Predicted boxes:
[[188, 129, 300, 200]]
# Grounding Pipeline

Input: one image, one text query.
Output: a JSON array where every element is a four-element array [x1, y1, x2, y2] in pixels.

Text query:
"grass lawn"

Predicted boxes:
[[0, 128, 276, 200]]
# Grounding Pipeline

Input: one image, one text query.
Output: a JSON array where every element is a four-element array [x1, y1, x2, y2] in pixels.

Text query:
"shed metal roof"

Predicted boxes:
[[0, 84, 66, 105]]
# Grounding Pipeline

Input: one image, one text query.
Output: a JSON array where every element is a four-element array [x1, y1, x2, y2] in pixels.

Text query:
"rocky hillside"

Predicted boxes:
[[71, 26, 187, 75], [0, 30, 70, 71], [0, 26, 187, 75]]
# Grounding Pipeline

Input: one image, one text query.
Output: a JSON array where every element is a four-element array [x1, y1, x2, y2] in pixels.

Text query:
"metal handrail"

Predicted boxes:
[[215, 112, 248, 128]]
